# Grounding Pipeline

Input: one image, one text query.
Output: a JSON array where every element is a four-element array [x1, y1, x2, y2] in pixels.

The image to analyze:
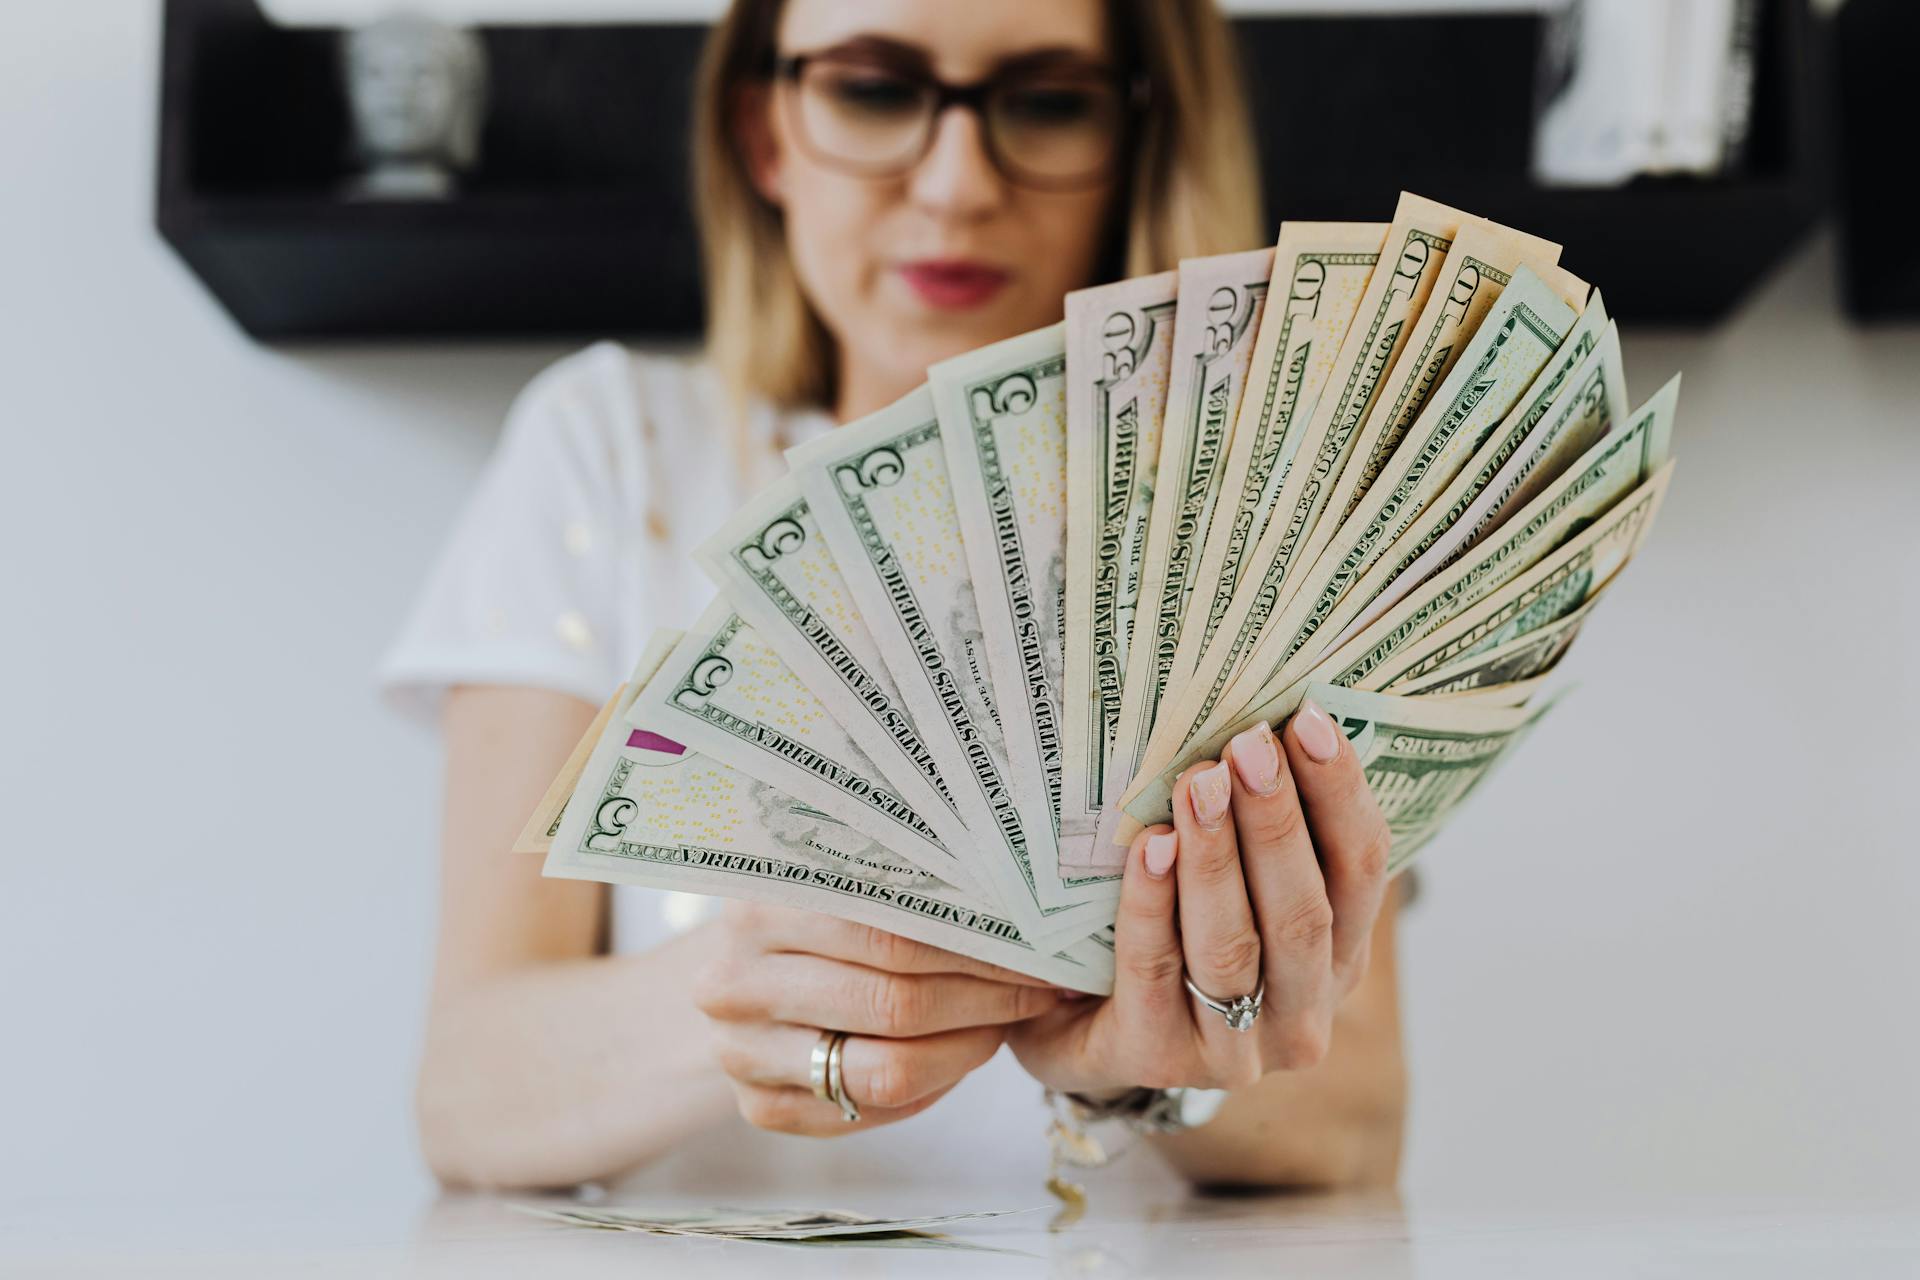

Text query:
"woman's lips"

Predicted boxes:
[[896, 260, 1011, 309]]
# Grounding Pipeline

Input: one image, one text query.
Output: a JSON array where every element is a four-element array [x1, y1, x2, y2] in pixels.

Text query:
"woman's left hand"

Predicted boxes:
[[1009, 698, 1393, 1096]]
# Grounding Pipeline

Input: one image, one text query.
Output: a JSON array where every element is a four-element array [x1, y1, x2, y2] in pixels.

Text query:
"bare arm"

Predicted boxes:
[[416, 684, 735, 1190], [1148, 891, 1406, 1189]]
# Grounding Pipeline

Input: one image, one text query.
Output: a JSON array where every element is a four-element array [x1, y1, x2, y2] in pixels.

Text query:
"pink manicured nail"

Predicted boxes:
[[1294, 699, 1341, 763], [1144, 832, 1178, 878], [1229, 722, 1281, 796], [1189, 761, 1232, 829]]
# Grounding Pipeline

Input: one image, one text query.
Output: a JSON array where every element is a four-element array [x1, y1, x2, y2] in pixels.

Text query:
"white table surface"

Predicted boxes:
[[7, 1175, 1917, 1278]]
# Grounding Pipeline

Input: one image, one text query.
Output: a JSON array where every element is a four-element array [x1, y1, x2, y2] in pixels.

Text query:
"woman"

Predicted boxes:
[[380, 0, 1406, 1193]]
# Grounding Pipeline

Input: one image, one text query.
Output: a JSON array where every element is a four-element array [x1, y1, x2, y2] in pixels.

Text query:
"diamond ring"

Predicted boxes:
[[1184, 973, 1265, 1032]]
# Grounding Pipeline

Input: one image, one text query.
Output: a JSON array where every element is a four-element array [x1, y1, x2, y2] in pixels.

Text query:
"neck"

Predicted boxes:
[[831, 351, 919, 426]]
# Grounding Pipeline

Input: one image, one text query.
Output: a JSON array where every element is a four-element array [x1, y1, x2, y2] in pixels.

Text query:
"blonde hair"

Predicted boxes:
[[693, 0, 1264, 417]]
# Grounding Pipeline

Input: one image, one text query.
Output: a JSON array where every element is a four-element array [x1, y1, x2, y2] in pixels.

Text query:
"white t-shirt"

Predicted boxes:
[[378, 343, 1144, 1193]]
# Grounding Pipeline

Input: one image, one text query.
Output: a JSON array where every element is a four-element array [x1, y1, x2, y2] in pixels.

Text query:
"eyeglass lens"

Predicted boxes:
[[790, 57, 1125, 187]]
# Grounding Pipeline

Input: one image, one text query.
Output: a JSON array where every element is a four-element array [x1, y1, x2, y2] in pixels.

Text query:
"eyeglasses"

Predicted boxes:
[[771, 50, 1142, 191]]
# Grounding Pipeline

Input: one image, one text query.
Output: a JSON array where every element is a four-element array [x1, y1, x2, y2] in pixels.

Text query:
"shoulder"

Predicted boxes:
[[498, 343, 828, 503], [505, 341, 724, 459]]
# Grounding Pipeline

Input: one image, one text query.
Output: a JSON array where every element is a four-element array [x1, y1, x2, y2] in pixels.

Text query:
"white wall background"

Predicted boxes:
[[1, 0, 1914, 1230]]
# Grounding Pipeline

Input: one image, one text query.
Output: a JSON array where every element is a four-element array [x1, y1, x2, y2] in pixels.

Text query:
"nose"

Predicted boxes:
[[906, 104, 1007, 221]]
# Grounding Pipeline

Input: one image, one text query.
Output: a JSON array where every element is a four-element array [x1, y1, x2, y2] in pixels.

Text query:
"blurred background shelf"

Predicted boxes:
[[157, 0, 1829, 342], [1831, 0, 1916, 322]]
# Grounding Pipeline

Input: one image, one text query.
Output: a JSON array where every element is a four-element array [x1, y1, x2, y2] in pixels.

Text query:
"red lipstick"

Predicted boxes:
[[897, 260, 1011, 309]]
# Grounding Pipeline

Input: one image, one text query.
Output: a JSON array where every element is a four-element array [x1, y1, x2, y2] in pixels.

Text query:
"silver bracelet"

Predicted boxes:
[[1057, 1085, 1228, 1133], [1043, 1086, 1229, 1223]]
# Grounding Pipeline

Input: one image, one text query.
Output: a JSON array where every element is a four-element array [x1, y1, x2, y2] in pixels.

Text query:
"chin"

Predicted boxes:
[[876, 304, 1040, 374], [869, 325, 974, 381]]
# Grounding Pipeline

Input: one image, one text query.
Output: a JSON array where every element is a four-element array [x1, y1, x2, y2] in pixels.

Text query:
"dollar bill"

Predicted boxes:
[[1330, 304, 1625, 650], [1329, 224, 1574, 529], [1305, 681, 1555, 874], [1178, 223, 1386, 695], [544, 648, 1115, 992], [1334, 381, 1678, 694], [629, 599, 983, 898], [1079, 248, 1272, 865], [1214, 263, 1589, 720], [1189, 257, 1586, 759], [1361, 466, 1671, 694], [928, 323, 1126, 909], [1123, 386, 1677, 829], [1421, 673, 1548, 707], [694, 474, 982, 894], [1060, 272, 1178, 861], [1390, 595, 1601, 696], [525, 192, 1683, 972], [1110, 194, 1475, 839], [513, 629, 682, 855], [789, 387, 1113, 950], [513, 1202, 1038, 1241]]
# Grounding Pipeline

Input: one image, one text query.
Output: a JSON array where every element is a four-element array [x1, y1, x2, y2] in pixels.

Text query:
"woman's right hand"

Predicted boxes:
[[694, 902, 1075, 1136]]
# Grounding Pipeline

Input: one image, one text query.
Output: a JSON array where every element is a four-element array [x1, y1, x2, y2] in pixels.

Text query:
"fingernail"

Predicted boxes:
[[1189, 761, 1232, 829], [1144, 832, 1177, 878], [1229, 722, 1281, 796], [1054, 988, 1090, 1001], [1294, 699, 1341, 763]]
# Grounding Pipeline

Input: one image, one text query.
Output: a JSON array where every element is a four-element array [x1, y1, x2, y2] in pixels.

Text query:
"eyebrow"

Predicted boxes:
[[790, 35, 1115, 79]]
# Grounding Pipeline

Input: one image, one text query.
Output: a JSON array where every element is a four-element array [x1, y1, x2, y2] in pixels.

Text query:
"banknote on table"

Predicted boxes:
[[545, 636, 1116, 992], [1122, 380, 1677, 829], [930, 325, 1130, 902], [1059, 271, 1177, 866], [1109, 194, 1476, 841], [693, 474, 986, 899], [513, 1202, 1038, 1242], [788, 388, 1113, 950], [513, 629, 682, 855], [628, 598, 986, 900], [1330, 301, 1625, 650], [1082, 247, 1272, 864], [1305, 681, 1555, 874], [1211, 263, 1589, 724]]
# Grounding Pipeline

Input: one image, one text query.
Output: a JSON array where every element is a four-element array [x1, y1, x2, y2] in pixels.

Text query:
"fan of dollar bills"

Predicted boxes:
[[521, 192, 1679, 996]]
